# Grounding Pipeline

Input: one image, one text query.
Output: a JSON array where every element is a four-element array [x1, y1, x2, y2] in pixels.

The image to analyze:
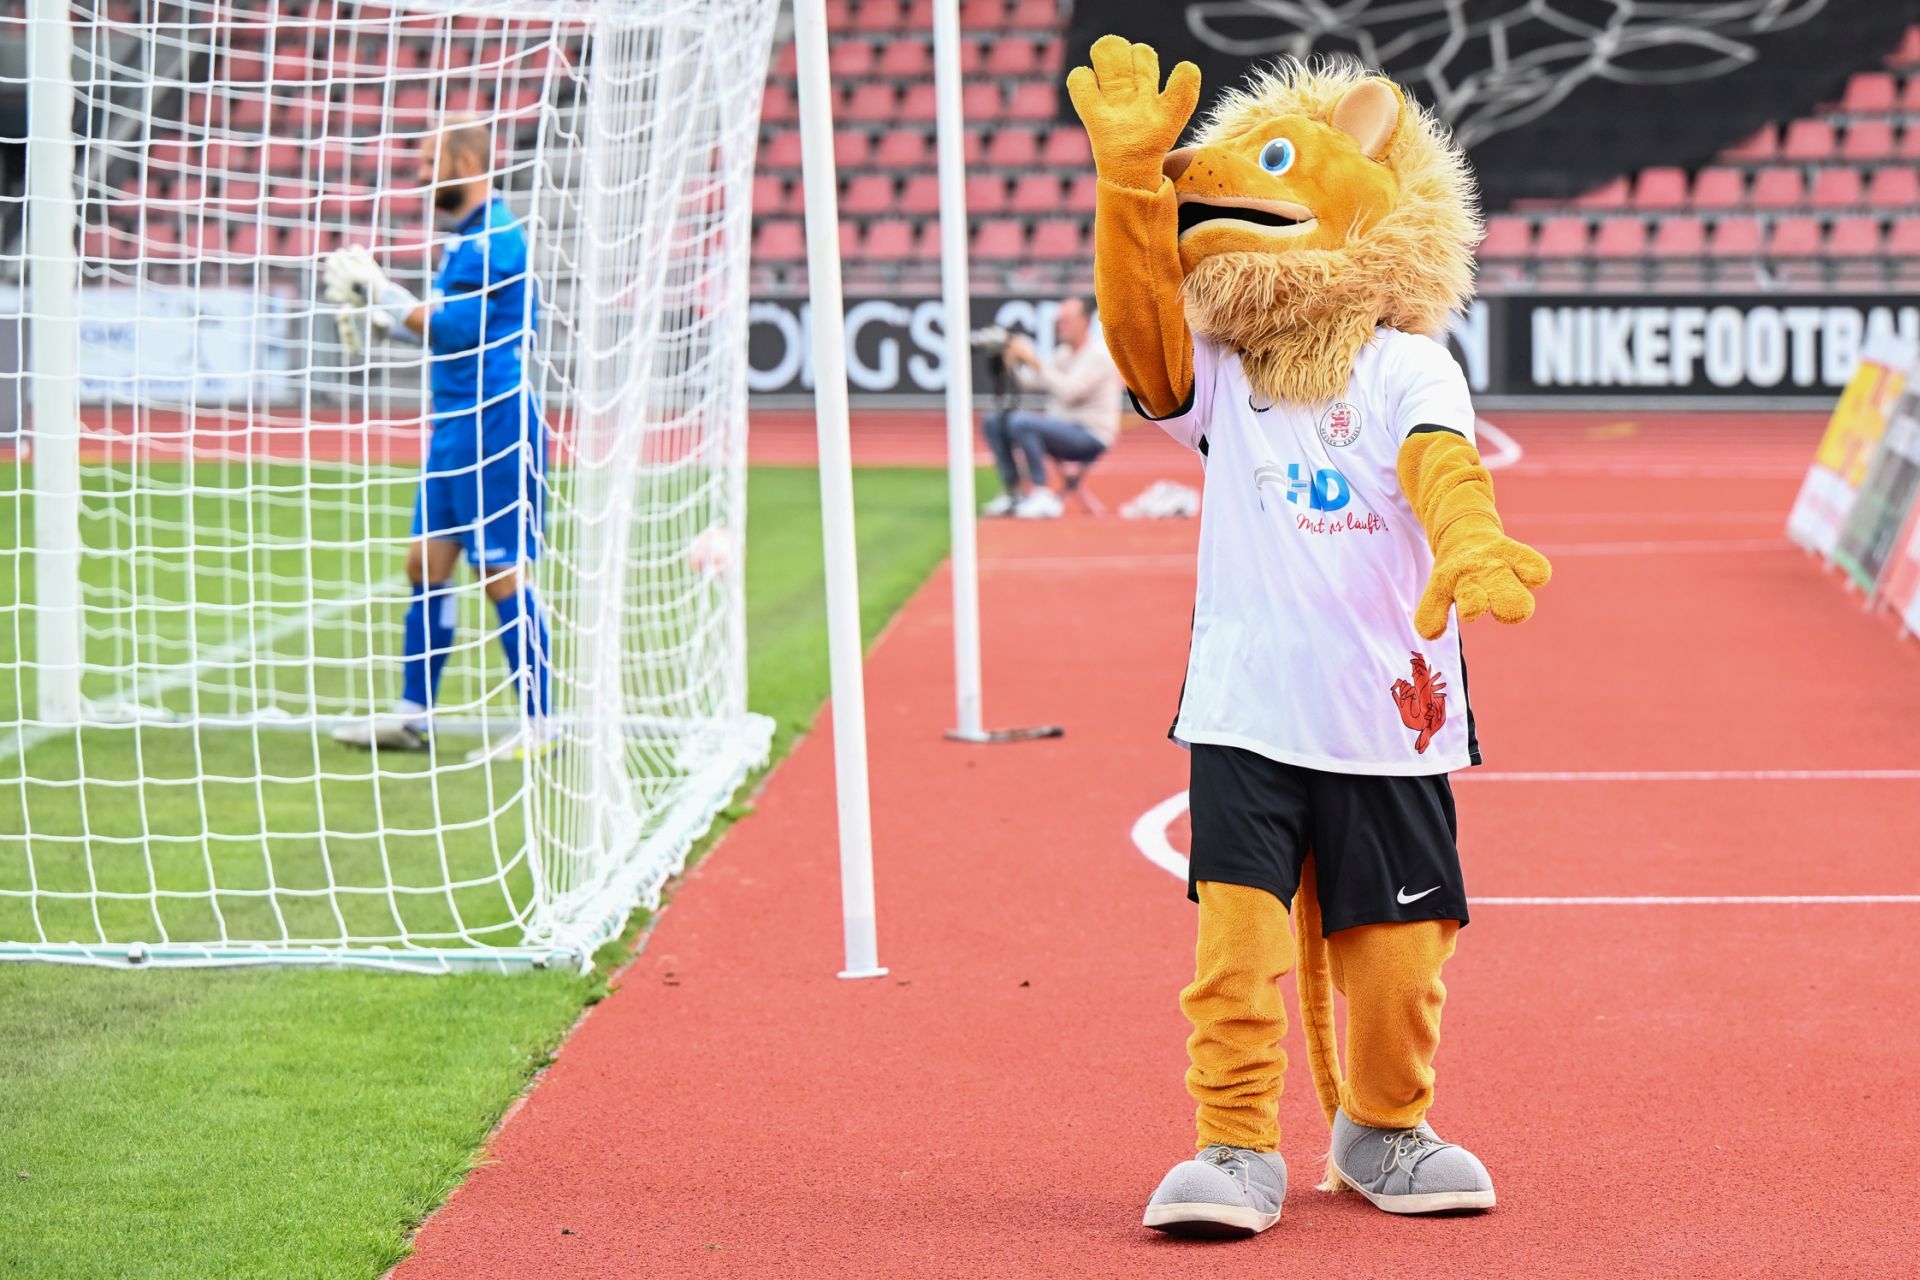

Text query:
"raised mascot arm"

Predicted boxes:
[[1066, 36, 1199, 420]]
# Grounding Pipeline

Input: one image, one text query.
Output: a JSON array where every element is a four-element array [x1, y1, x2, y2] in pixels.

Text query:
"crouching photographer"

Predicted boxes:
[[975, 298, 1123, 519]]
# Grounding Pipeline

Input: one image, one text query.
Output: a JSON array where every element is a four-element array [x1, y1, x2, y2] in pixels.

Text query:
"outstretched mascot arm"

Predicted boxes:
[[1398, 430, 1553, 641], [1066, 36, 1197, 421]]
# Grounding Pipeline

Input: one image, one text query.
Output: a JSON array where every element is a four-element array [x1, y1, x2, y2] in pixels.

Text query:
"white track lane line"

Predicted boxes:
[[1129, 788, 1920, 903]]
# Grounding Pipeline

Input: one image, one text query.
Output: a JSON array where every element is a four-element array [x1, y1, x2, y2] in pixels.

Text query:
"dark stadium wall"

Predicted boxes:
[[1060, 0, 1920, 209]]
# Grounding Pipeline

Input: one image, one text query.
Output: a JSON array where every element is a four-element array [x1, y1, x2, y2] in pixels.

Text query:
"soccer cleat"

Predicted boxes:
[[465, 722, 562, 764], [1142, 1144, 1287, 1238], [331, 713, 428, 752], [980, 492, 1018, 517], [1013, 487, 1064, 519], [1327, 1109, 1495, 1214]]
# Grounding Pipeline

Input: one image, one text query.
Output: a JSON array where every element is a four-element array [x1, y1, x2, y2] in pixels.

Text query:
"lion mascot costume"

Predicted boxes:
[[1065, 37, 1552, 1237]]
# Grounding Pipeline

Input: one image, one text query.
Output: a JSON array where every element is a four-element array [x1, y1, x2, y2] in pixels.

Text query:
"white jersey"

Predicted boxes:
[[1145, 328, 1481, 776]]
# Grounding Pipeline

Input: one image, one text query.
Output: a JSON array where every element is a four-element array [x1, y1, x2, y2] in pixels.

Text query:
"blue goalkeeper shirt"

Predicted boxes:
[[426, 196, 541, 457]]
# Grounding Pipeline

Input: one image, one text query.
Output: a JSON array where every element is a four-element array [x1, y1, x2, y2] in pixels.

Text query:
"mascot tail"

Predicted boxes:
[[1294, 854, 1355, 1192]]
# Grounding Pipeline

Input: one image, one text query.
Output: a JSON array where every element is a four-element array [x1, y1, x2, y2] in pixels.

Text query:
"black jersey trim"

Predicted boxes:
[[1126, 384, 1195, 423], [1407, 423, 1467, 439]]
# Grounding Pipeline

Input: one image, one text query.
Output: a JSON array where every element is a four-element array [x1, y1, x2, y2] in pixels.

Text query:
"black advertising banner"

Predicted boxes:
[[746, 293, 1920, 403], [1059, 2, 1914, 209]]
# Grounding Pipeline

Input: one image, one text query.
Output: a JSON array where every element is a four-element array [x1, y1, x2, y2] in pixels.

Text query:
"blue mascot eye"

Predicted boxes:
[[1259, 138, 1295, 174]]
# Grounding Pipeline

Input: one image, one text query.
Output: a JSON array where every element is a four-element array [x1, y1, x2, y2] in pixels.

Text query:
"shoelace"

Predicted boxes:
[[1201, 1145, 1251, 1183], [1379, 1128, 1448, 1178]]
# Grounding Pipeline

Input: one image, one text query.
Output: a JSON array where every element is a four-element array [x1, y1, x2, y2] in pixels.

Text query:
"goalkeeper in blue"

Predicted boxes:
[[325, 121, 553, 762]]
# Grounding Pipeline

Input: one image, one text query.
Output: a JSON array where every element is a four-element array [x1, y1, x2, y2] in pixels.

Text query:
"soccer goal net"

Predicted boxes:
[[0, 0, 778, 970]]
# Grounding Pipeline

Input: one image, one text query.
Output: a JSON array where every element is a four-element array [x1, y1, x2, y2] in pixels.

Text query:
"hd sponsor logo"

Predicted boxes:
[[1524, 301, 1920, 392], [1254, 463, 1389, 535]]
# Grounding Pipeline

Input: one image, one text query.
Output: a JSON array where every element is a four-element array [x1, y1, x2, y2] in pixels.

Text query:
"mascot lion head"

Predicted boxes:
[[1165, 59, 1480, 406]]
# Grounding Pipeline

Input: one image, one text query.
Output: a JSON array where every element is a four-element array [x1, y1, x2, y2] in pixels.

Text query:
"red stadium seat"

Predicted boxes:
[[965, 174, 1009, 213], [1841, 121, 1895, 160], [1064, 173, 1097, 213], [984, 129, 1038, 167], [862, 220, 919, 261], [1750, 168, 1805, 209], [1478, 215, 1532, 259], [958, 40, 986, 75], [1890, 26, 1920, 69], [1707, 216, 1763, 257], [838, 220, 860, 259], [1037, 39, 1064, 73], [1888, 216, 1920, 256], [961, 82, 1002, 119], [844, 82, 897, 122], [850, 0, 903, 33], [1867, 167, 1920, 208], [1532, 216, 1590, 258], [959, 0, 1005, 30], [1841, 71, 1897, 113], [1810, 168, 1863, 209], [1590, 218, 1646, 258], [772, 42, 798, 78], [762, 83, 798, 125], [876, 39, 931, 76], [898, 174, 942, 214], [985, 39, 1039, 76], [753, 219, 805, 261], [752, 175, 785, 216], [1766, 217, 1823, 258], [1721, 125, 1776, 160], [1903, 75, 1920, 111], [971, 217, 1025, 259], [841, 174, 895, 214], [1904, 125, 1920, 159], [831, 41, 878, 78], [1649, 216, 1707, 258], [833, 130, 872, 167], [1029, 220, 1082, 260], [762, 130, 803, 171], [1632, 168, 1688, 210], [1780, 119, 1836, 161], [1005, 83, 1057, 121], [1009, 173, 1062, 213], [1573, 176, 1629, 210], [1689, 167, 1745, 209], [871, 128, 930, 169], [1007, 0, 1056, 29], [899, 83, 939, 121], [1826, 217, 1883, 258], [1040, 127, 1092, 168]]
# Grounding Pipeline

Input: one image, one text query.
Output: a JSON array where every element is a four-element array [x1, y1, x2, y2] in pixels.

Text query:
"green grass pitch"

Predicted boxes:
[[0, 462, 959, 1279]]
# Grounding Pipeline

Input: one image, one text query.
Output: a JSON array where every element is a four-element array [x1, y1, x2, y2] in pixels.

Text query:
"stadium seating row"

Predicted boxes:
[[1568, 165, 1920, 212], [1484, 214, 1920, 262]]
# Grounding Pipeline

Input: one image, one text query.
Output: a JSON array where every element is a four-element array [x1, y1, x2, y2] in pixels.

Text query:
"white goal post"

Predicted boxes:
[[0, 0, 782, 971]]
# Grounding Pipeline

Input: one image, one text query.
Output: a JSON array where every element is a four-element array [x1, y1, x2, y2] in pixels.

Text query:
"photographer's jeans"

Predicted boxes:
[[982, 411, 1106, 491]]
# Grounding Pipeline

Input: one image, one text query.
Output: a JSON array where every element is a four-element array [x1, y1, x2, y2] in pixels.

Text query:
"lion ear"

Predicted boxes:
[[1331, 78, 1403, 159]]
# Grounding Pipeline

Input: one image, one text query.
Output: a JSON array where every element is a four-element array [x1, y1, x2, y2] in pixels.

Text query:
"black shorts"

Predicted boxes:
[[1186, 742, 1469, 933]]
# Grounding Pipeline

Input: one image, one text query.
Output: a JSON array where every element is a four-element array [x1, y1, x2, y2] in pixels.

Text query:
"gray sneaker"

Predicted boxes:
[[1328, 1109, 1495, 1214], [1142, 1144, 1287, 1238]]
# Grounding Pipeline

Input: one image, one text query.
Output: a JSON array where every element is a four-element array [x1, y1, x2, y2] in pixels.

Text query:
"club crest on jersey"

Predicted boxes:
[[1317, 401, 1362, 448]]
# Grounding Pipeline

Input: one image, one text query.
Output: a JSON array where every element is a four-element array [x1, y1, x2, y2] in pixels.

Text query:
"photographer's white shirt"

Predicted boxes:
[[1140, 328, 1480, 775], [1012, 335, 1125, 444]]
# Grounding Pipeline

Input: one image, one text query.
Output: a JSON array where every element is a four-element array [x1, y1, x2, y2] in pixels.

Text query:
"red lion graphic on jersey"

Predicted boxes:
[[1390, 652, 1448, 753]]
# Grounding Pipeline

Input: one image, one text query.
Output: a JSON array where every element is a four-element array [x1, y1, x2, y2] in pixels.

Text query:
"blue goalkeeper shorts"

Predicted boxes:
[[413, 404, 547, 570]]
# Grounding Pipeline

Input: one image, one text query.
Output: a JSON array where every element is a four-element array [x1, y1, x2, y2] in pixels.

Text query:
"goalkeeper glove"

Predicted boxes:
[[323, 245, 421, 357]]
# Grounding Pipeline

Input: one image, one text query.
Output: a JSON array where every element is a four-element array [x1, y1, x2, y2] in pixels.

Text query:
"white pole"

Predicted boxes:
[[791, 0, 885, 979], [27, 0, 83, 725], [930, 0, 984, 741]]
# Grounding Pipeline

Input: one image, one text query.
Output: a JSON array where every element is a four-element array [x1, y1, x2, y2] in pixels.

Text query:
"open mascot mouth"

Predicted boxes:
[[1176, 197, 1317, 238]]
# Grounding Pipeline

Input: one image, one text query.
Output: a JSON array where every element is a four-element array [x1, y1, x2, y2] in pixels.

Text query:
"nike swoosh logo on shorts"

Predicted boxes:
[[1397, 886, 1441, 904]]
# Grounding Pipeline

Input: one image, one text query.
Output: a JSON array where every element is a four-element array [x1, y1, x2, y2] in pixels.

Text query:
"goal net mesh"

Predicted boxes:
[[0, 0, 778, 969]]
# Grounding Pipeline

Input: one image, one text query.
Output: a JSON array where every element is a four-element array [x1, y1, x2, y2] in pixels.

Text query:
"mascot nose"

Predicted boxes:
[[1162, 147, 1197, 183]]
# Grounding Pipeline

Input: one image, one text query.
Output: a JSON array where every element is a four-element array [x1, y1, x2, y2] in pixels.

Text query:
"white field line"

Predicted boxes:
[[1537, 536, 1791, 557], [1475, 418, 1522, 471], [1461, 769, 1920, 782], [1, 580, 405, 767], [1130, 787, 1920, 904]]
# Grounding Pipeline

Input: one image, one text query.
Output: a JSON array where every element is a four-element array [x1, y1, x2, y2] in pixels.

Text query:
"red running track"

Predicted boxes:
[[394, 410, 1920, 1278]]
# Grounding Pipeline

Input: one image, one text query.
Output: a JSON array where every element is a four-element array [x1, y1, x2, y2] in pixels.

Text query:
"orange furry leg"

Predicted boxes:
[[1183, 880, 1295, 1153], [1326, 919, 1458, 1130]]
